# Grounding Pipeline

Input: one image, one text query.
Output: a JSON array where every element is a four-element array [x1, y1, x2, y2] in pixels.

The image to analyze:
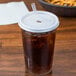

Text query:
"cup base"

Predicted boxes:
[[27, 68, 52, 76]]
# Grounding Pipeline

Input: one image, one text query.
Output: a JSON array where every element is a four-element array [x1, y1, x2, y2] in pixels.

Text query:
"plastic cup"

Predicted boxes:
[[18, 11, 59, 75]]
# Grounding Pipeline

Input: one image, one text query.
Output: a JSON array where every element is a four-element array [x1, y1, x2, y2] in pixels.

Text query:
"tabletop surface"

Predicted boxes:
[[0, 0, 76, 76]]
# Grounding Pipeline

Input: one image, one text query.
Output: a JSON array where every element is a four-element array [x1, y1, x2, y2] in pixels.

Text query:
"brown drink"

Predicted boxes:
[[18, 11, 59, 75]]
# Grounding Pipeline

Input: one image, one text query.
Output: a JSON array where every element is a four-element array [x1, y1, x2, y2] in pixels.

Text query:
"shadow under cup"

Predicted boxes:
[[18, 11, 59, 75]]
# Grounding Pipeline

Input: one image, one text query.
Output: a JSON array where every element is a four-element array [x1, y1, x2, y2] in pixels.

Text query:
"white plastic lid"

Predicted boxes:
[[18, 11, 59, 33]]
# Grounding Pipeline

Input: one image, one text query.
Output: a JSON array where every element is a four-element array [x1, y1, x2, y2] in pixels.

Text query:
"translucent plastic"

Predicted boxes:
[[22, 30, 56, 75]]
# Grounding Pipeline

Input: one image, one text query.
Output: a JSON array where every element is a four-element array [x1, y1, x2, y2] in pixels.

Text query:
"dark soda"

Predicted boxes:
[[22, 30, 56, 75]]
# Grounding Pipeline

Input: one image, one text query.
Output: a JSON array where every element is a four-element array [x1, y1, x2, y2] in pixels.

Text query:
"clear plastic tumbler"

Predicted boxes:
[[18, 11, 59, 75]]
